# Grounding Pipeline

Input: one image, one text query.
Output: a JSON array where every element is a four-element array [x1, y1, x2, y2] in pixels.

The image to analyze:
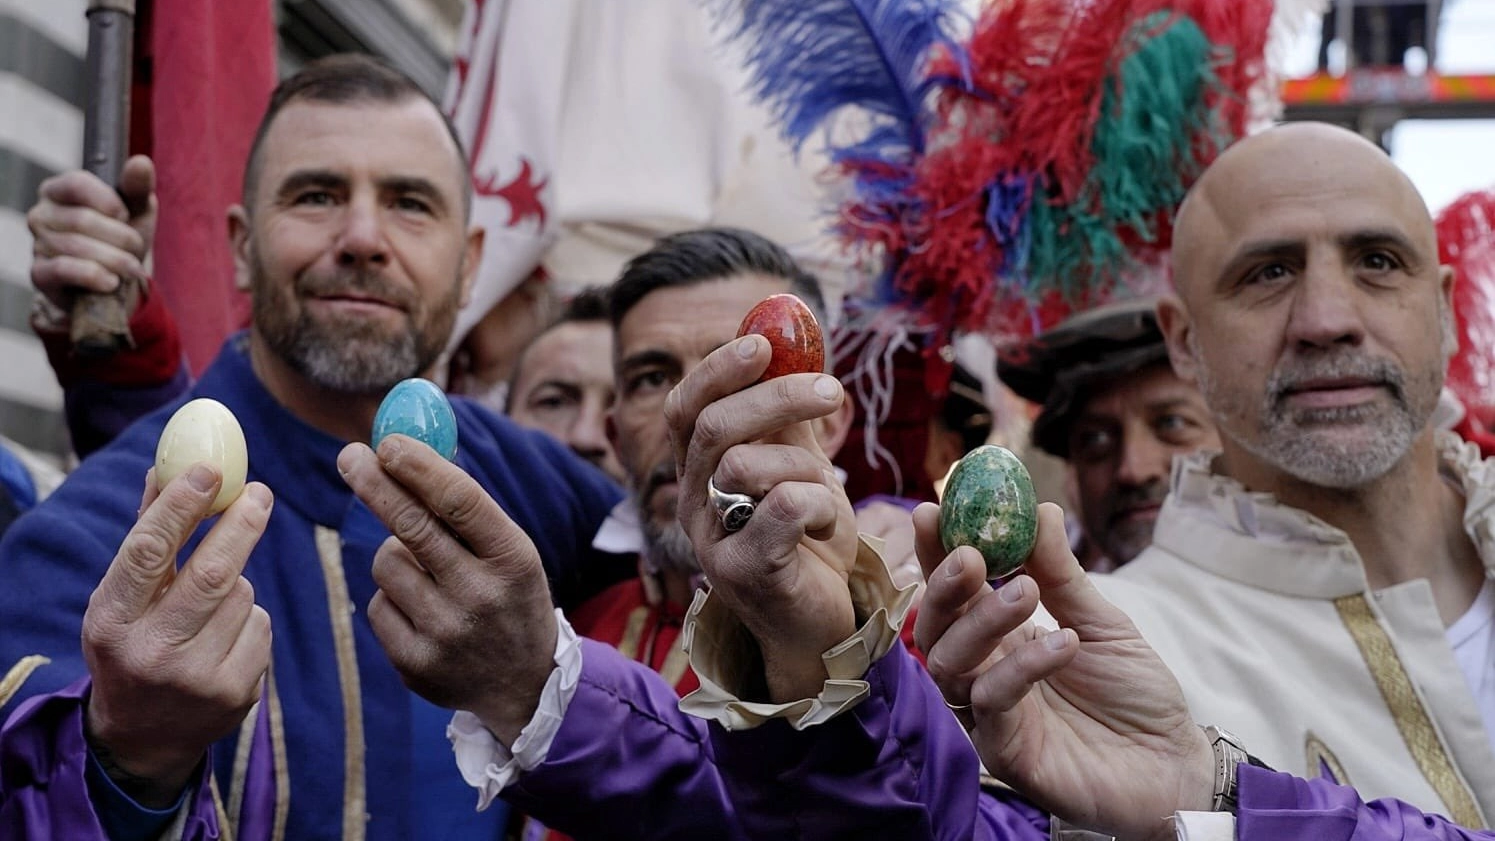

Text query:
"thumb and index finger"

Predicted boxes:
[[913, 500, 1127, 642], [1015, 503, 1134, 639], [338, 436, 542, 585], [95, 463, 224, 622]]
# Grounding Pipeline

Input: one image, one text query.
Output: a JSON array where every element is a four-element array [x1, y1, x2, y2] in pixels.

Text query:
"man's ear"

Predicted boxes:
[[228, 205, 252, 292], [1438, 263, 1459, 359], [813, 386, 855, 459], [1155, 295, 1199, 385], [459, 226, 486, 310]]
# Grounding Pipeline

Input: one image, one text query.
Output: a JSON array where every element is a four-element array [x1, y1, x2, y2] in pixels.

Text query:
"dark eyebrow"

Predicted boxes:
[[1339, 229, 1422, 263], [379, 175, 451, 216], [618, 349, 679, 375], [1145, 397, 1203, 414], [1215, 238, 1301, 290], [275, 169, 347, 203]]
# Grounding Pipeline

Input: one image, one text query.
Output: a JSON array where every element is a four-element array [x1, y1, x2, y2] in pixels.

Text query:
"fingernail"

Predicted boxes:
[[737, 336, 759, 358], [381, 437, 403, 460], [945, 553, 965, 578], [999, 577, 1025, 604], [1043, 629, 1070, 651], [814, 375, 840, 400], [245, 483, 272, 510], [186, 463, 217, 493]]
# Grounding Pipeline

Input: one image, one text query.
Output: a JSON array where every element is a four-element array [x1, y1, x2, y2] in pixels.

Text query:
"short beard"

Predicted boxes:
[[1194, 340, 1434, 489], [633, 460, 701, 577], [640, 515, 700, 578], [272, 314, 424, 394], [251, 248, 458, 394]]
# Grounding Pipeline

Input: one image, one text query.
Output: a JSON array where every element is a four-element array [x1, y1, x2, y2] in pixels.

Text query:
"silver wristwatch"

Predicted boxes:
[[1203, 725, 1253, 813]]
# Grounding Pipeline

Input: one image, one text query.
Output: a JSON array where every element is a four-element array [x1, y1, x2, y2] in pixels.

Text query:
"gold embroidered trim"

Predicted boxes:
[[267, 664, 289, 841], [1304, 731, 1352, 788], [211, 775, 235, 841], [616, 606, 650, 661], [659, 635, 692, 689], [227, 699, 260, 830], [1334, 595, 1485, 827], [0, 655, 50, 708], [316, 525, 367, 840]]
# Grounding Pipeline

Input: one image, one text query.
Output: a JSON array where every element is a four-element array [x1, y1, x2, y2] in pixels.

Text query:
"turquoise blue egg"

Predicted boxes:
[[371, 378, 458, 461]]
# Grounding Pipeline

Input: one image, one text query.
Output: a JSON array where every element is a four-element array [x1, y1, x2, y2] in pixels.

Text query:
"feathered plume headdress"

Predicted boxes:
[[708, 0, 1320, 422], [1437, 187, 1495, 434]]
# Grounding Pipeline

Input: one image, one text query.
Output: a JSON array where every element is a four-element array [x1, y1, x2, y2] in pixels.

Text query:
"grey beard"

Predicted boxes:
[[280, 320, 423, 394], [1193, 342, 1431, 489], [638, 510, 700, 577]]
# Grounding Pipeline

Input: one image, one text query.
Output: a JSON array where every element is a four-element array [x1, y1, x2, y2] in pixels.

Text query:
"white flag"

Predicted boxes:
[[443, 0, 853, 352]]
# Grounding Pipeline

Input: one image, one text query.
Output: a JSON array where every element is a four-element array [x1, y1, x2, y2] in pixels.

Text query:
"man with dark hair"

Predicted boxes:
[[605, 226, 829, 327], [501, 287, 623, 482], [3, 53, 628, 840], [997, 299, 1220, 570], [496, 226, 851, 839]]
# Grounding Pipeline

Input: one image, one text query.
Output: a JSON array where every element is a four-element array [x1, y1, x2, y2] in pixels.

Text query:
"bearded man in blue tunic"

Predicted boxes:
[[0, 54, 630, 841]]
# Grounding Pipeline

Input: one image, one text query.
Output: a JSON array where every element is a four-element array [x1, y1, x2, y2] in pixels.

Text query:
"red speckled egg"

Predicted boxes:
[[736, 293, 824, 381]]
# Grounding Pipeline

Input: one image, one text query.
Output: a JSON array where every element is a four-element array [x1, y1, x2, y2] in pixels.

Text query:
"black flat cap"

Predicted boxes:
[[996, 299, 1170, 458]]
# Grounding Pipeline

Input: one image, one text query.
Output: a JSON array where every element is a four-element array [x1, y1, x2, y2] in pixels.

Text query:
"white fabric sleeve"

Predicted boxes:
[[1172, 811, 1236, 841], [678, 535, 921, 731], [446, 608, 583, 810]]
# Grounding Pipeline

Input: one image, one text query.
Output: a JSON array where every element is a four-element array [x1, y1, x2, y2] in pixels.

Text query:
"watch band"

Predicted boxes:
[[1202, 725, 1273, 813]]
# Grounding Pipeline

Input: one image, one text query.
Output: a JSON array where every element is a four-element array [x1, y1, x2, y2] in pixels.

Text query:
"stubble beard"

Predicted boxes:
[[634, 461, 701, 578], [1192, 336, 1439, 490]]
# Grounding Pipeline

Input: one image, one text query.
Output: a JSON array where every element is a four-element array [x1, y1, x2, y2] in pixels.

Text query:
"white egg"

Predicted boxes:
[[154, 398, 249, 514]]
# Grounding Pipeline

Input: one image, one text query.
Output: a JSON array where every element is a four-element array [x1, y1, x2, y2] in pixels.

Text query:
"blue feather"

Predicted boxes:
[[707, 0, 970, 160]]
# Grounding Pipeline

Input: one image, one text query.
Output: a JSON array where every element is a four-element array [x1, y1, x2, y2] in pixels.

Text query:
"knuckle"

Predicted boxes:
[[389, 502, 438, 549], [80, 612, 118, 653], [715, 447, 754, 492], [189, 554, 238, 596], [923, 647, 958, 682], [434, 481, 484, 527], [772, 376, 798, 406], [662, 386, 684, 428], [692, 407, 730, 451], [118, 527, 175, 576]]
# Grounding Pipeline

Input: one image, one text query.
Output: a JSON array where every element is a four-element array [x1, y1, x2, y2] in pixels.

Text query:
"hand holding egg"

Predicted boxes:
[[83, 398, 271, 805]]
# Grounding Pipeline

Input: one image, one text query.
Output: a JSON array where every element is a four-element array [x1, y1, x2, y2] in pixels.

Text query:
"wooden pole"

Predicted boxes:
[[71, 0, 139, 356]]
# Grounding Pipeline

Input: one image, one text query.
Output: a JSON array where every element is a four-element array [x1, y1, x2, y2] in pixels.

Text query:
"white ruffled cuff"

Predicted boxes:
[[678, 534, 921, 731], [447, 608, 583, 810], [1172, 811, 1235, 841]]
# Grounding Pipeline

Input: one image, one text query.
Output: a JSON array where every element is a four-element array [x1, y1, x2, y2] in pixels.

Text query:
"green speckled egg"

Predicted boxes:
[[939, 444, 1038, 579]]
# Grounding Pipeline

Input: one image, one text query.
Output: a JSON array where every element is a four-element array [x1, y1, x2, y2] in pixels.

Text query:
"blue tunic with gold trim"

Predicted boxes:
[[0, 333, 631, 840]]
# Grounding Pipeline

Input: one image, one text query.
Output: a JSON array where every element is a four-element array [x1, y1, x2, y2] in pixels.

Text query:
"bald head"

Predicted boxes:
[[1172, 122, 1435, 304], [1156, 121, 1454, 495]]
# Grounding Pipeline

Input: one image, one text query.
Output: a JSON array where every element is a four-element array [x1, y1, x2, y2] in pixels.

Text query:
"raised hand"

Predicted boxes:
[[337, 436, 557, 745], [911, 501, 1213, 841], [665, 334, 859, 702], [29, 156, 157, 310], [82, 463, 273, 808]]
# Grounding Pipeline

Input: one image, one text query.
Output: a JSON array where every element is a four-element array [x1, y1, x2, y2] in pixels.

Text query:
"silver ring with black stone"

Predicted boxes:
[[707, 477, 757, 533]]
